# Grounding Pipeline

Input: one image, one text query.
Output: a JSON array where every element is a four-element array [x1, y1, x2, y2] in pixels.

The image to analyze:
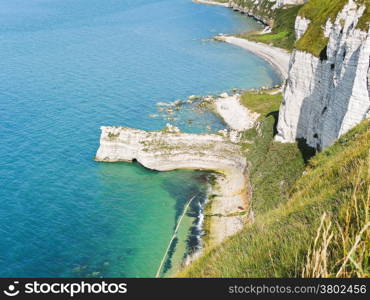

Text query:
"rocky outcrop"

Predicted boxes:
[[275, 0, 370, 150], [215, 35, 290, 79], [95, 126, 249, 245]]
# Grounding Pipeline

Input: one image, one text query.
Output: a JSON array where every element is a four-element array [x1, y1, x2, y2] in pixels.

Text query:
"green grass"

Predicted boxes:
[[257, 31, 288, 41], [178, 90, 370, 278], [239, 5, 302, 51]]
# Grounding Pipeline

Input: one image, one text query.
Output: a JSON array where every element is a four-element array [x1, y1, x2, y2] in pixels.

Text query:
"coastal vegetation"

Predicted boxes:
[[178, 90, 370, 277], [232, 0, 276, 22], [296, 0, 348, 57]]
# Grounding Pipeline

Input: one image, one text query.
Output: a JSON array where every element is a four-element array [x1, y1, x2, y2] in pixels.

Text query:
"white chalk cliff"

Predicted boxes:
[[95, 126, 246, 173], [275, 0, 370, 150], [294, 15, 310, 40]]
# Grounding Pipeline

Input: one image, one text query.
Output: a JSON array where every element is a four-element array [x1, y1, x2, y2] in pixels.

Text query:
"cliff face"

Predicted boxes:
[[95, 126, 249, 245], [275, 0, 370, 150]]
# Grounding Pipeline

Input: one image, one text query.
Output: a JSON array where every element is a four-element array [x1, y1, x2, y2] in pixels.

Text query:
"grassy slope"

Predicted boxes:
[[239, 5, 302, 51], [178, 91, 370, 277]]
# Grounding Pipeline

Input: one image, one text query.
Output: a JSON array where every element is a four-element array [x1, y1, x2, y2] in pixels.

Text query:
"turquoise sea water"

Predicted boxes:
[[0, 0, 280, 277]]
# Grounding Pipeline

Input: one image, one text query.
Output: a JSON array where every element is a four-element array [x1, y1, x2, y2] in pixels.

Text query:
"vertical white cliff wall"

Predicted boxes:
[[275, 0, 370, 150]]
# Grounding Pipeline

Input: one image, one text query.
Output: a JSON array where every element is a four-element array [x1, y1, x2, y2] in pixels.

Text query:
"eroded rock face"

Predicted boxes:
[[276, 1, 370, 150]]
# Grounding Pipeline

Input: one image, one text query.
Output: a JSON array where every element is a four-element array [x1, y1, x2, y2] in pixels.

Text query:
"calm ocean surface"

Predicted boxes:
[[0, 0, 280, 277]]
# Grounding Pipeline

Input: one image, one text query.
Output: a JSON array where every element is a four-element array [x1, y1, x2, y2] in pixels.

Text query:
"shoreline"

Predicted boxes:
[[215, 35, 290, 80], [214, 93, 260, 131]]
